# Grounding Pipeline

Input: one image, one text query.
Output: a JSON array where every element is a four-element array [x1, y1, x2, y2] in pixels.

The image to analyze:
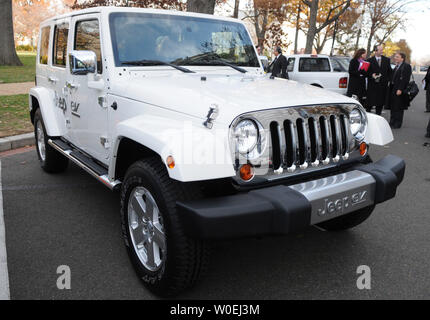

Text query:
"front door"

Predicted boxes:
[[67, 15, 109, 163]]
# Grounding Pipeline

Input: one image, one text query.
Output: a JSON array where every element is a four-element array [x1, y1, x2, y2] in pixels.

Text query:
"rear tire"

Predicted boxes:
[[34, 108, 68, 173], [317, 206, 375, 231], [120, 157, 209, 297]]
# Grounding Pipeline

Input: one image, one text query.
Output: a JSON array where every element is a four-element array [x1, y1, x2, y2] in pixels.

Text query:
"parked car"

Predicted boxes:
[[30, 7, 405, 297], [286, 54, 349, 95], [420, 66, 429, 72]]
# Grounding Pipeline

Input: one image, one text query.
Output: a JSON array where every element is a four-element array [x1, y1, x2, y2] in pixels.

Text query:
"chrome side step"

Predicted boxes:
[[48, 139, 121, 191]]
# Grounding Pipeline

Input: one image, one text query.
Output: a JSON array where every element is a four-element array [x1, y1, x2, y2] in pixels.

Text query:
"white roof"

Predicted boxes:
[[42, 6, 242, 24], [287, 54, 331, 58]]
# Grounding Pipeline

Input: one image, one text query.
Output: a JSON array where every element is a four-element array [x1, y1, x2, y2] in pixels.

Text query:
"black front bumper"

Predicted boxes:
[[177, 155, 405, 239]]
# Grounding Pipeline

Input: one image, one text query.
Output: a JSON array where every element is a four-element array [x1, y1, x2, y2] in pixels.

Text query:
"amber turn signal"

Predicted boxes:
[[166, 156, 175, 169], [239, 164, 255, 181], [359, 142, 367, 156]]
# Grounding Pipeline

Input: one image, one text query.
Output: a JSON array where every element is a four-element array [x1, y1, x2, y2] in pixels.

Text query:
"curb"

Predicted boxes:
[[0, 133, 34, 152]]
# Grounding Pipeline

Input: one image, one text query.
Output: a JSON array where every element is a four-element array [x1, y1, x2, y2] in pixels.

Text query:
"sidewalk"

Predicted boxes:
[[0, 82, 34, 96]]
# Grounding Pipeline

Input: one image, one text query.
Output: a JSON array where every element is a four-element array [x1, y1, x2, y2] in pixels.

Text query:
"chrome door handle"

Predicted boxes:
[[48, 76, 58, 83], [66, 81, 78, 89]]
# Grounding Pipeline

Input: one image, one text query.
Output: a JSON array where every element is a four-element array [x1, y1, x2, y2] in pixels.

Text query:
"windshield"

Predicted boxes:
[[109, 12, 260, 68]]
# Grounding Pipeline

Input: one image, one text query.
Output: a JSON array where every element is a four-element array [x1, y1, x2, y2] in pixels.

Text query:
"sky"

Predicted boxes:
[[397, 5, 430, 63]]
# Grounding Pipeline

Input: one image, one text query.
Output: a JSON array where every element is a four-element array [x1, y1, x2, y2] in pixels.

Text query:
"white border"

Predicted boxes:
[[0, 160, 10, 300]]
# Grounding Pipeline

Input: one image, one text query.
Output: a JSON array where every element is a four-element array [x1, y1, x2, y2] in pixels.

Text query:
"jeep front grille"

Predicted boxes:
[[231, 104, 363, 182], [269, 114, 350, 172]]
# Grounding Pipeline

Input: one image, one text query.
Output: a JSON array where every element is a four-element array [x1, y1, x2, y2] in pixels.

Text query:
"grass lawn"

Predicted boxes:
[[0, 52, 36, 84], [0, 94, 32, 138]]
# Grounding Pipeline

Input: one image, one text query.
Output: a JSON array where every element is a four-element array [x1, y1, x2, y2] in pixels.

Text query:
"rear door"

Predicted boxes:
[[47, 18, 73, 142]]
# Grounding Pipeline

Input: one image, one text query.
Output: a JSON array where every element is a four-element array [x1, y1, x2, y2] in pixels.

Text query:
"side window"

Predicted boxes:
[[39, 26, 50, 65], [53, 23, 69, 67], [287, 58, 295, 72], [74, 20, 102, 74], [330, 59, 342, 72], [299, 58, 331, 72]]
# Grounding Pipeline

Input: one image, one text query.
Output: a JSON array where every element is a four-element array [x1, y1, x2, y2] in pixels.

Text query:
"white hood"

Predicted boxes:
[[110, 70, 358, 125]]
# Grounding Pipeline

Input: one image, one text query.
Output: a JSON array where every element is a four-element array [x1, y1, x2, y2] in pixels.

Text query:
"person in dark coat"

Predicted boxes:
[[366, 44, 392, 115], [268, 46, 289, 79], [424, 66, 430, 113], [386, 52, 412, 129], [424, 67, 430, 137], [347, 48, 368, 106]]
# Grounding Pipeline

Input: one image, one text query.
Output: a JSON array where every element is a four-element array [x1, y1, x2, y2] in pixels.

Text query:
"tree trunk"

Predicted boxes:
[[366, 29, 374, 58], [294, 2, 301, 54], [187, 0, 216, 14], [233, 0, 240, 18], [305, 0, 319, 54], [0, 0, 22, 66], [354, 28, 361, 52]]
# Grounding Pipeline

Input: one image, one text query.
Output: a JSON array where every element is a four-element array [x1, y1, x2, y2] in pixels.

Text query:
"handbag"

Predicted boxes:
[[406, 73, 419, 102]]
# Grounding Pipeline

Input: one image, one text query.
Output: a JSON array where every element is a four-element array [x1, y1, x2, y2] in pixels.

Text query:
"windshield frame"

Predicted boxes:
[[108, 12, 261, 70]]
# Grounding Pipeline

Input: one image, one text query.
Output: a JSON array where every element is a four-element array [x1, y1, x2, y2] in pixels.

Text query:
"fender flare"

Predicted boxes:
[[29, 87, 66, 137], [365, 113, 394, 146], [109, 114, 235, 182]]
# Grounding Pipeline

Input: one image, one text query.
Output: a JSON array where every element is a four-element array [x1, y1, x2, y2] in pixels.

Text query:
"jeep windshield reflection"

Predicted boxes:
[[109, 12, 260, 69]]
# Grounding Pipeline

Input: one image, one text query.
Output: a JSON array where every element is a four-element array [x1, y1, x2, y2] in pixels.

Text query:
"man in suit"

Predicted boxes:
[[387, 52, 412, 129], [268, 46, 289, 79], [366, 44, 392, 115]]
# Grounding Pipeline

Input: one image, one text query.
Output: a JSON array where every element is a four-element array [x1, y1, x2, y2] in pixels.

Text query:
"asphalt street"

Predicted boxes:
[[1, 74, 429, 300]]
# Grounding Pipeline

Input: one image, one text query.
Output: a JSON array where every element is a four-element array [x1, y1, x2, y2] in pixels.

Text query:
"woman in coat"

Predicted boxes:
[[386, 52, 412, 129], [347, 48, 368, 105]]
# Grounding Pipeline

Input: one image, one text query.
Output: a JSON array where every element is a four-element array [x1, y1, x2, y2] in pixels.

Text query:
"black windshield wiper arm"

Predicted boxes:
[[176, 54, 248, 74], [211, 59, 248, 74], [121, 60, 195, 73]]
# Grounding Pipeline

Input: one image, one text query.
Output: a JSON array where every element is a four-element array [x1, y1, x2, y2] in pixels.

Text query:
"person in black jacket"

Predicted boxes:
[[366, 45, 392, 115], [386, 52, 412, 129], [424, 66, 430, 113], [268, 46, 289, 79], [424, 67, 430, 137], [347, 48, 368, 106]]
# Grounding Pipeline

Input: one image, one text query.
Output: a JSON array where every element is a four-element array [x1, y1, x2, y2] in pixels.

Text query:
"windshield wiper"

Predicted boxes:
[[175, 53, 248, 74], [121, 60, 195, 73]]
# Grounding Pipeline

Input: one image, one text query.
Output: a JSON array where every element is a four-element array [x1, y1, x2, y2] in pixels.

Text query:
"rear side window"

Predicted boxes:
[[287, 58, 295, 72], [299, 58, 330, 72], [74, 20, 103, 74], [53, 23, 69, 67], [330, 58, 344, 72], [39, 26, 50, 65]]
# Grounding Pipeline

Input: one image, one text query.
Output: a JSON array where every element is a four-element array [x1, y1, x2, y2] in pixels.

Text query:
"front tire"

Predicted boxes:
[[34, 109, 68, 173], [317, 205, 375, 231], [120, 157, 208, 297]]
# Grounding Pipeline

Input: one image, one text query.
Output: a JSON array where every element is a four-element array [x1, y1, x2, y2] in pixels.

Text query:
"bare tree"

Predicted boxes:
[[0, 0, 22, 66], [363, 0, 410, 56], [302, 0, 351, 54]]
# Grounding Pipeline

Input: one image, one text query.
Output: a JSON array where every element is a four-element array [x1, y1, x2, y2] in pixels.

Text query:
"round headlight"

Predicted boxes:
[[234, 119, 258, 154], [349, 108, 365, 139]]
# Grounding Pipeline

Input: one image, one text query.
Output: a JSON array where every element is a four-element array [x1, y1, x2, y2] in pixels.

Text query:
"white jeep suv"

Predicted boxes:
[[30, 7, 405, 297]]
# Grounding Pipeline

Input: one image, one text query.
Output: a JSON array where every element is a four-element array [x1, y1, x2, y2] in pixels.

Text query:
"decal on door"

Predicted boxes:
[[71, 101, 81, 118]]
